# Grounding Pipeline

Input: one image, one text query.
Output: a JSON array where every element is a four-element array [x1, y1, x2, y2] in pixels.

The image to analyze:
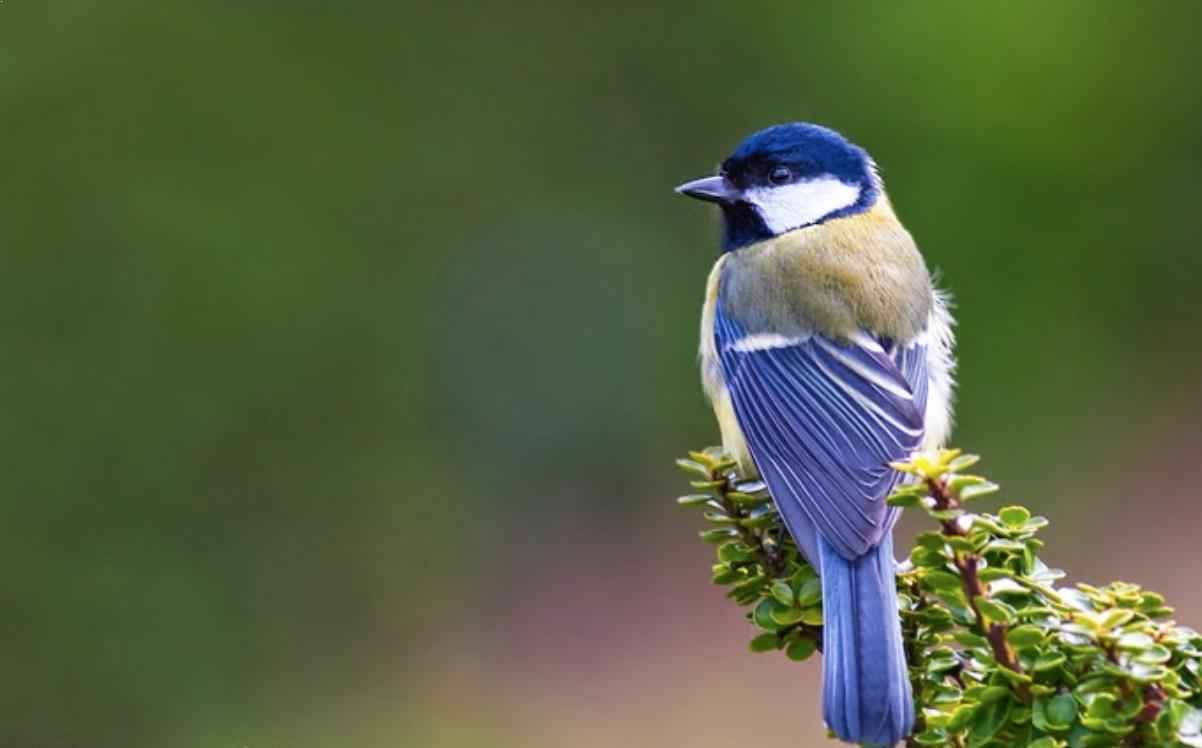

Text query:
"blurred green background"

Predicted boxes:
[[2, 1, 1201, 746]]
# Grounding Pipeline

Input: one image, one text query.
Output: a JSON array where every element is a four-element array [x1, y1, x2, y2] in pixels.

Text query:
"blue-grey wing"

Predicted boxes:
[[715, 306, 926, 561], [891, 340, 928, 418]]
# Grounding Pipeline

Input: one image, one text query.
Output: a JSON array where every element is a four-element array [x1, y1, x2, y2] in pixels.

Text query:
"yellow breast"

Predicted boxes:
[[719, 198, 932, 343]]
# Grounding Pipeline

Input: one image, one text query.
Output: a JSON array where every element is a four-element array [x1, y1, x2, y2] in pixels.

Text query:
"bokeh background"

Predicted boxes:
[[3, 1, 1201, 746]]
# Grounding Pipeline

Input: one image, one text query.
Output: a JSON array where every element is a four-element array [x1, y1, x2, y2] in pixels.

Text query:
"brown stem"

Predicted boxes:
[[926, 476, 1032, 704], [1135, 683, 1165, 724]]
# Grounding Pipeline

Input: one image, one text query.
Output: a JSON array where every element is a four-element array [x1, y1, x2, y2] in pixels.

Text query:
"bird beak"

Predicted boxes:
[[675, 175, 742, 205]]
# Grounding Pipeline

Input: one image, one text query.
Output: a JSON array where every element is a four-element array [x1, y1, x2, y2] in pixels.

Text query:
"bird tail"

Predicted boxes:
[[819, 533, 914, 746]]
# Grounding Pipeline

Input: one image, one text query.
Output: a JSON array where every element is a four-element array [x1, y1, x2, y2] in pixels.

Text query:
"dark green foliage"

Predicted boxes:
[[678, 448, 1202, 747], [676, 448, 825, 662]]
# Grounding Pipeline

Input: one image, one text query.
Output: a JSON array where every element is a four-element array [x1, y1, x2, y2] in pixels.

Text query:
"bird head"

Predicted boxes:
[[676, 123, 880, 251]]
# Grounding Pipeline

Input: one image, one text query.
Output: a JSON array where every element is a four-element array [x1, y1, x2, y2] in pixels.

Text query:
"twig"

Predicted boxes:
[[926, 475, 1032, 704]]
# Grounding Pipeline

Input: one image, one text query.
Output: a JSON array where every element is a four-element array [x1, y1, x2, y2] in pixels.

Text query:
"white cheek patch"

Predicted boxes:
[[744, 176, 862, 234]]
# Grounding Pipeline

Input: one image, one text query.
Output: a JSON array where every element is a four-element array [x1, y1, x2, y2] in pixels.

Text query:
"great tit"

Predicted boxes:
[[677, 122, 955, 746]]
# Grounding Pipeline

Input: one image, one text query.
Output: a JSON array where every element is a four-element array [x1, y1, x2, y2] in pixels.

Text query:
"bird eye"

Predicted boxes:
[[768, 165, 792, 185]]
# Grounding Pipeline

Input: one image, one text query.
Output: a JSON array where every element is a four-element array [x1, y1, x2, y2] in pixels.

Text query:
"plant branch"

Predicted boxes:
[[678, 447, 1202, 747], [925, 475, 1032, 704]]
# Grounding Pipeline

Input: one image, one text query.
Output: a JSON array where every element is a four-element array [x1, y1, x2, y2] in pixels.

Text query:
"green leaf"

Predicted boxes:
[[1032, 650, 1067, 672], [711, 565, 740, 585], [675, 458, 712, 479], [945, 535, 977, 553], [726, 491, 769, 506], [911, 546, 947, 568], [738, 514, 775, 529], [770, 581, 794, 607], [1126, 661, 1168, 682], [800, 607, 823, 626], [752, 599, 781, 631], [1023, 516, 1050, 532], [1084, 693, 1117, 721], [984, 538, 1027, 555], [960, 481, 1001, 501], [946, 704, 975, 732], [954, 630, 990, 648], [717, 542, 756, 564], [917, 532, 948, 550], [699, 528, 735, 544], [1008, 624, 1046, 649], [914, 606, 953, 626], [978, 566, 1015, 583], [785, 637, 817, 661], [972, 515, 1012, 535], [999, 505, 1032, 528], [795, 577, 823, 607], [749, 632, 779, 652], [790, 565, 818, 586], [1031, 697, 1052, 732], [676, 493, 712, 507], [770, 605, 805, 626], [970, 697, 1012, 745], [1098, 608, 1134, 630], [934, 586, 970, 609], [948, 453, 981, 472], [889, 459, 919, 475], [728, 572, 766, 599], [1046, 693, 1078, 728], [928, 508, 963, 521], [979, 685, 1012, 703], [924, 570, 963, 591], [1135, 644, 1171, 664], [1138, 592, 1166, 611], [1027, 737, 1058, 748], [996, 665, 1034, 686], [926, 654, 960, 674], [948, 474, 987, 492], [887, 490, 924, 508], [974, 596, 1016, 623]]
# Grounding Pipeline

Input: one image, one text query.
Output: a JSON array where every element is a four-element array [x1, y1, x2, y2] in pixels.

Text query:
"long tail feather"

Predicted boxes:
[[819, 533, 914, 746]]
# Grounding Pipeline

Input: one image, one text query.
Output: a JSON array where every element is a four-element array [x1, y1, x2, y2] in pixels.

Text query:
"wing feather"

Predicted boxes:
[[716, 306, 927, 560]]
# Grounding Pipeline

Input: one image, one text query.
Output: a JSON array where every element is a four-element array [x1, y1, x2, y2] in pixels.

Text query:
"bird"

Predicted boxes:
[[676, 122, 955, 746]]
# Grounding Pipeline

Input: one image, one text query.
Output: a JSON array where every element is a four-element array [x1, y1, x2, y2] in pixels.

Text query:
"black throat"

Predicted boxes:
[[720, 203, 774, 252]]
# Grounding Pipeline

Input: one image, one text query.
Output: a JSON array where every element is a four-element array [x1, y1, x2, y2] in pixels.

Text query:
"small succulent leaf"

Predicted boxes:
[[974, 596, 1016, 624], [947, 453, 981, 472], [675, 458, 712, 479], [749, 632, 779, 652], [785, 637, 817, 662], [960, 482, 1001, 501], [770, 581, 794, 607], [796, 577, 823, 607], [1046, 693, 1078, 728], [887, 491, 924, 508], [999, 505, 1032, 528], [1008, 624, 1046, 649]]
